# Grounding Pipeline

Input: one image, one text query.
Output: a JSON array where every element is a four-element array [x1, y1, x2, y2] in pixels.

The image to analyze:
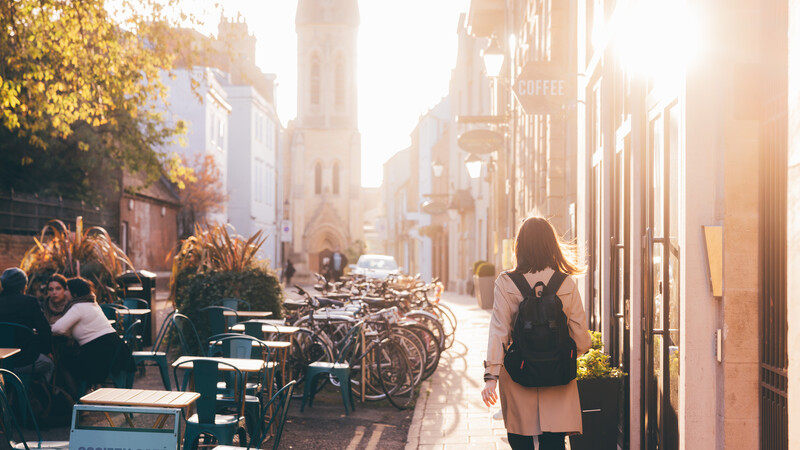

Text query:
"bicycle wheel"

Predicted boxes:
[[377, 338, 417, 410], [389, 328, 425, 387], [429, 303, 457, 349], [285, 328, 334, 398], [349, 339, 388, 401], [401, 323, 441, 380], [404, 310, 445, 350]]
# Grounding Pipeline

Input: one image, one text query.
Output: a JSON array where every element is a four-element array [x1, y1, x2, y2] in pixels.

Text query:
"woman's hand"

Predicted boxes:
[[481, 379, 498, 407]]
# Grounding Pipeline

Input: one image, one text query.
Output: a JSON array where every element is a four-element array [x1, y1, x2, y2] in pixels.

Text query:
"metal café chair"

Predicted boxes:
[[0, 369, 70, 449]]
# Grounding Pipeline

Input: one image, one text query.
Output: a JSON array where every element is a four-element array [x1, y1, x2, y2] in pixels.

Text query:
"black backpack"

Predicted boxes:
[[503, 270, 577, 388]]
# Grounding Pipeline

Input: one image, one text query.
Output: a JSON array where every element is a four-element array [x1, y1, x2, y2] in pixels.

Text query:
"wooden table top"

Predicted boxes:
[[80, 388, 200, 408], [230, 323, 301, 335], [223, 310, 272, 318], [116, 308, 151, 315], [209, 339, 292, 349], [172, 356, 275, 373], [0, 348, 20, 360]]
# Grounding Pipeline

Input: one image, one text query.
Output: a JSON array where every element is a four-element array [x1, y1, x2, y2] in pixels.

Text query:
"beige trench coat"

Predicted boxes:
[[485, 268, 592, 436]]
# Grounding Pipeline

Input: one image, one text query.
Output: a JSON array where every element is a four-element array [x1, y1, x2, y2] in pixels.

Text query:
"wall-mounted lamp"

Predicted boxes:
[[465, 154, 483, 179], [482, 37, 505, 78], [431, 159, 444, 177]]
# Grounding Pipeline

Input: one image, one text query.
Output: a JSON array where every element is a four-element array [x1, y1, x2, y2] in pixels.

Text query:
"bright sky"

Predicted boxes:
[[192, 0, 470, 187]]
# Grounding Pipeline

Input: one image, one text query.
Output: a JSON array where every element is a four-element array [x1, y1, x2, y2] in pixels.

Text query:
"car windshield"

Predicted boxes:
[[357, 256, 398, 270]]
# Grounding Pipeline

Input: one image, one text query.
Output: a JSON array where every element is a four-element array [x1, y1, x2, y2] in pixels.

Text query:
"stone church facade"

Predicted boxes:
[[286, 0, 362, 275]]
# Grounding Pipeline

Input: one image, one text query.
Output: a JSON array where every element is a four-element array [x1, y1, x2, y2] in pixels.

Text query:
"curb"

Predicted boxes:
[[404, 379, 431, 449]]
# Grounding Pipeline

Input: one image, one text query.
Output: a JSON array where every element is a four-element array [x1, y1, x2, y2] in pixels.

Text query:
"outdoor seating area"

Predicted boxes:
[[0, 298, 300, 449]]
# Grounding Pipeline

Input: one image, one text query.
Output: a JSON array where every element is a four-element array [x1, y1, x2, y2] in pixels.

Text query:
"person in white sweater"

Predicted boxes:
[[51, 277, 134, 395]]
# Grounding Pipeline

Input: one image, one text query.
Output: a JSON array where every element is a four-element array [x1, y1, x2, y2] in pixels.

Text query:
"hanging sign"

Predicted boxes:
[[512, 62, 574, 115], [457, 129, 504, 154]]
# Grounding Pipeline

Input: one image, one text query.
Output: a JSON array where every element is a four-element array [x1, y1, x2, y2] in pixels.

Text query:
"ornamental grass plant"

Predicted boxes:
[[19, 216, 133, 303]]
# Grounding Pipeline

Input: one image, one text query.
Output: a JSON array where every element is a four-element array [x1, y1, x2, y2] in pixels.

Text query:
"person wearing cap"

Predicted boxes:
[[0, 267, 55, 382], [52, 277, 135, 395]]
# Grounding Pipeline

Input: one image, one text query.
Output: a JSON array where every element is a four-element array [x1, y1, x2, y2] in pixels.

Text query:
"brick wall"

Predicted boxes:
[[119, 196, 178, 272], [0, 234, 35, 273]]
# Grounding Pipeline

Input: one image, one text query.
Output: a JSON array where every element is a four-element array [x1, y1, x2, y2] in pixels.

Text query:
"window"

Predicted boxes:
[[314, 162, 322, 194], [218, 119, 224, 150], [332, 162, 340, 194], [335, 54, 345, 107], [310, 55, 320, 106]]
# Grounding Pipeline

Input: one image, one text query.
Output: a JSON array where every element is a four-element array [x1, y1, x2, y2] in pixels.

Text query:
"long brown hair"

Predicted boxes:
[[511, 216, 585, 276]]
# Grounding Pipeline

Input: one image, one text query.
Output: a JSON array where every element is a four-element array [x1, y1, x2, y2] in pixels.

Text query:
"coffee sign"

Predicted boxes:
[[512, 62, 574, 115]]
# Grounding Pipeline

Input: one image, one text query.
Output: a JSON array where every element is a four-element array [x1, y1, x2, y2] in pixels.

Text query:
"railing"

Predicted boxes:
[[0, 192, 118, 239]]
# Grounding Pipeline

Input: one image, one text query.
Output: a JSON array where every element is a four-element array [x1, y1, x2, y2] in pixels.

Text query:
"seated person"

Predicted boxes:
[[0, 267, 54, 382], [52, 277, 135, 396], [42, 274, 69, 325]]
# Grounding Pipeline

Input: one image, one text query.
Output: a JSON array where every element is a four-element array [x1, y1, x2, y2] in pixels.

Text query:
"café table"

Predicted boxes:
[[80, 388, 200, 428], [207, 338, 291, 389], [230, 323, 301, 337], [113, 308, 151, 336], [223, 310, 273, 319], [0, 348, 20, 362], [0, 348, 20, 373], [172, 355, 278, 400]]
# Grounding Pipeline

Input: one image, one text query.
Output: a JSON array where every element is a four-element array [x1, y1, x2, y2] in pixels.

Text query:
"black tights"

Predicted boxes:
[[507, 432, 566, 450]]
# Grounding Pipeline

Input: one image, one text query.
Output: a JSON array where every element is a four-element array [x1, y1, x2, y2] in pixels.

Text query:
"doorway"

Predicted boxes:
[[642, 101, 681, 450], [611, 133, 631, 448]]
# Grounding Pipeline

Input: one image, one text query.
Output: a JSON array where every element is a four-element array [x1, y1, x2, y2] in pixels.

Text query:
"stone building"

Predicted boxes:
[[286, 0, 363, 275]]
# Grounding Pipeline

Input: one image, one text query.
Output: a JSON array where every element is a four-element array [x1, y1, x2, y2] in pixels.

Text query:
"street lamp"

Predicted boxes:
[[482, 37, 505, 78], [465, 154, 483, 179], [431, 158, 444, 177]]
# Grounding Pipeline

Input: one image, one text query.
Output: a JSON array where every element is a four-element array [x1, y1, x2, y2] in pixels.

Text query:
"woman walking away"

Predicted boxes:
[[481, 216, 592, 450], [52, 277, 135, 397]]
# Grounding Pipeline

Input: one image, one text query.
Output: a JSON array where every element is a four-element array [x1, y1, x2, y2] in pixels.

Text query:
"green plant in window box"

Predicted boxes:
[[577, 331, 625, 380], [571, 331, 625, 450]]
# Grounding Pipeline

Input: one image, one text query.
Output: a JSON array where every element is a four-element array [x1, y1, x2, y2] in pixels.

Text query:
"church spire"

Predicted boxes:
[[296, 0, 360, 26]]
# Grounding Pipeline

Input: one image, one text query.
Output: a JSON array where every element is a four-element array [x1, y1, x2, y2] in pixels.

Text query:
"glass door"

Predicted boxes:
[[643, 102, 681, 450], [611, 134, 630, 448]]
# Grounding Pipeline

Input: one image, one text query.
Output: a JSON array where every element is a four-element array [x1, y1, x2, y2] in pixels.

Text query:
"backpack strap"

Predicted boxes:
[[507, 272, 535, 298], [545, 270, 568, 295]]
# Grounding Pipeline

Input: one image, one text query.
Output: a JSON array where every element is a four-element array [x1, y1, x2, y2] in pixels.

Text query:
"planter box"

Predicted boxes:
[[569, 377, 622, 450], [474, 275, 495, 309]]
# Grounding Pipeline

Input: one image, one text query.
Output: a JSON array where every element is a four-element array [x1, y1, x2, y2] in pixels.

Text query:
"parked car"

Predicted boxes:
[[352, 254, 401, 279]]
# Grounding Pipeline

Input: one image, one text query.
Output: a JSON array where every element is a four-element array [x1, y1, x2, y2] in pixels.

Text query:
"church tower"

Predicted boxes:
[[288, 0, 362, 274]]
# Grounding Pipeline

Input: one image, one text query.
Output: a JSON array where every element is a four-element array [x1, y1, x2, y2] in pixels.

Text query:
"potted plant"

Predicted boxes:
[[473, 262, 496, 309], [570, 331, 625, 450]]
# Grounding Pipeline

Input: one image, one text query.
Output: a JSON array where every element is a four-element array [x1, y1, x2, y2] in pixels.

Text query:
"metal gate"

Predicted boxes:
[[759, 1, 788, 448]]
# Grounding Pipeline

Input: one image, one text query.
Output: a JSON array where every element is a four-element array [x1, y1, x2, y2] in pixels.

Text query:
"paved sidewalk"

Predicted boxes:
[[405, 291, 511, 449]]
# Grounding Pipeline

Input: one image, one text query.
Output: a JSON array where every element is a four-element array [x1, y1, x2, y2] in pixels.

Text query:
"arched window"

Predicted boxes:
[[335, 54, 345, 107], [310, 54, 320, 106], [314, 162, 322, 194], [332, 162, 340, 194]]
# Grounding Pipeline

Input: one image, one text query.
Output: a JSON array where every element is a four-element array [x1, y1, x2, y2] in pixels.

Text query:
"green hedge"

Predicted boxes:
[[174, 267, 284, 340], [476, 262, 496, 277]]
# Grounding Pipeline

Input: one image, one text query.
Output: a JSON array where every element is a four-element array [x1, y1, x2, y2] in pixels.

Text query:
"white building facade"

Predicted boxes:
[[224, 83, 282, 267], [163, 67, 232, 226]]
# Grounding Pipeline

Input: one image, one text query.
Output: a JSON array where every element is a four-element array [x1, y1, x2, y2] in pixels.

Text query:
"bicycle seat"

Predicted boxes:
[[316, 297, 345, 308], [283, 299, 307, 310], [358, 297, 395, 309]]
